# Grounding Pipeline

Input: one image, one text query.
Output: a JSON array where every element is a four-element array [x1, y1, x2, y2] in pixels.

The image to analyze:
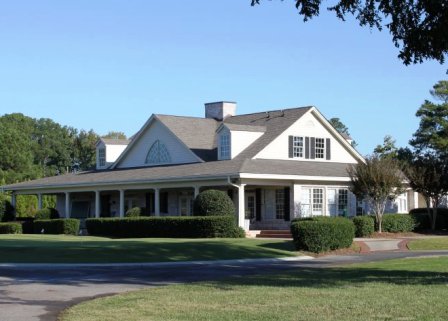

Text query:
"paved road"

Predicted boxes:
[[1, 250, 448, 321]]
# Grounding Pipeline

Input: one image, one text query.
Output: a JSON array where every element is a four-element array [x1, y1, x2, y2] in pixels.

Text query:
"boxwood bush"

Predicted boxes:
[[17, 217, 34, 234], [381, 214, 415, 233], [352, 216, 375, 237], [33, 219, 80, 235], [0, 222, 22, 234], [34, 208, 60, 220], [410, 208, 448, 230], [290, 217, 355, 253], [86, 216, 244, 238], [0, 195, 14, 222], [125, 207, 143, 217], [193, 190, 235, 216]]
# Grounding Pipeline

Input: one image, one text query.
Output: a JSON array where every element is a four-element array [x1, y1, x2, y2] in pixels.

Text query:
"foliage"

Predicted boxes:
[[125, 207, 143, 217], [381, 214, 416, 233], [102, 131, 127, 139], [410, 80, 448, 155], [251, 1, 448, 65], [374, 135, 399, 159], [16, 217, 35, 234], [34, 208, 60, 220], [0, 193, 14, 222], [352, 216, 375, 237], [290, 216, 354, 253], [0, 222, 22, 234], [329, 117, 357, 147], [410, 208, 448, 231], [33, 219, 80, 235], [348, 156, 405, 233], [403, 153, 448, 230], [193, 190, 235, 216], [73, 129, 99, 171], [86, 216, 243, 238]]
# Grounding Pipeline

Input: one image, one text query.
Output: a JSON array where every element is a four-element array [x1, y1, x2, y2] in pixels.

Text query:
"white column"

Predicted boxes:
[[238, 184, 246, 229], [154, 188, 160, 216], [95, 191, 101, 218], [119, 190, 125, 218], [37, 194, 43, 210], [292, 184, 301, 218], [193, 186, 200, 198], [65, 192, 70, 218], [413, 191, 419, 209]]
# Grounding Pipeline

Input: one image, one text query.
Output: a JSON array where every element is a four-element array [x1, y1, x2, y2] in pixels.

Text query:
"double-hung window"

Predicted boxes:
[[275, 189, 285, 219], [220, 134, 230, 159], [98, 148, 106, 167], [315, 138, 325, 159], [300, 187, 324, 216], [293, 136, 304, 158]]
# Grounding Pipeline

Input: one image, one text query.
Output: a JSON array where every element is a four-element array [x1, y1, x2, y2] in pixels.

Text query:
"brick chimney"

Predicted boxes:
[[204, 101, 236, 121]]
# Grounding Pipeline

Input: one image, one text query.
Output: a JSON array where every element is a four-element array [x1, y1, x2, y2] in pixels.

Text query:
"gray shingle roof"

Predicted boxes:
[[222, 124, 266, 132]]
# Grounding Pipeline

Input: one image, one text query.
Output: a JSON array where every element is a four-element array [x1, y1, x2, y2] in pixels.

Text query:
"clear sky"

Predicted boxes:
[[0, 1, 445, 155]]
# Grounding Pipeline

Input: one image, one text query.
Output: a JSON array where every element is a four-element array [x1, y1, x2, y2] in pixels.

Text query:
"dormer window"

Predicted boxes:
[[98, 148, 106, 167], [315, 138, 325, 159], [220, 134, 230, 159], [292, 136, 304, 158], [146, 140, 171, 164]]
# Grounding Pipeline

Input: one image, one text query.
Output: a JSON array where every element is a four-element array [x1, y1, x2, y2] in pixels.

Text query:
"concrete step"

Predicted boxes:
[[256, 230, 292, 239]]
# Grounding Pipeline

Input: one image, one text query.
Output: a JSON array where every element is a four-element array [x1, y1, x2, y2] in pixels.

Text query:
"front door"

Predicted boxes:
[[179, 196, 192, 216], [245, 192, 256, 220]]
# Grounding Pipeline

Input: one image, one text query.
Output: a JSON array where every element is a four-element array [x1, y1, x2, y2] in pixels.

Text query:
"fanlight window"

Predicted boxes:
[[145, 140, 171, 164]]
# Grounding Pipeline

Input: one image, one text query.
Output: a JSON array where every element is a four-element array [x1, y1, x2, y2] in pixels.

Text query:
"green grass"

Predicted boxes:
[[408, 237, 448, 250], [61, 256, 448, 321], [0, 234, 298, 263]]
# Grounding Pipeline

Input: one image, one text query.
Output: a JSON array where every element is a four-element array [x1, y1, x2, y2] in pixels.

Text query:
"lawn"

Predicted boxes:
[[61, 256, 448, 321], [0, 234, 298, 263], [408, 236, 448, 250]]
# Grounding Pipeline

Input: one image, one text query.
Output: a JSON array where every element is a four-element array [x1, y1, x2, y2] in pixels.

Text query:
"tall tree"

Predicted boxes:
[[102, 131, 127, 140], [404, 154, 448, 230], [329, 117, 357, 147], [251, 1, 448, 65], [410, 80, 448, 155], [373, 135, 398, 159], [73, 129, 100, 171], [348, 156, 405, 233]]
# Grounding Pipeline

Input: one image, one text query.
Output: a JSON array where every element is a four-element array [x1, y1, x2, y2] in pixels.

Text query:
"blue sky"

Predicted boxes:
[[0, 1, 445, 155]]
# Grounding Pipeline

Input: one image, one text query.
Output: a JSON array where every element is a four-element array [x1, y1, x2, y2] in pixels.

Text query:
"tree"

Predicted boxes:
[[404, 154, 448, 230], [73, 129, 99, 171], [373, 135, 398, 159], [102, 131, 127, 140], [329, 117, 357, 147], [251, 0, 448, 65], [348, 156, 405, 233], [410, 80, 448, 155]]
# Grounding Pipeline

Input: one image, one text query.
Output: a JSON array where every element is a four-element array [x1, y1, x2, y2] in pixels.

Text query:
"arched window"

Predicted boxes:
[[145, 140, 172, 164]]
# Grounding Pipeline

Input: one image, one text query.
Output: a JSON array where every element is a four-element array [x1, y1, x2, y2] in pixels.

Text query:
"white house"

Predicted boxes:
[[1, 102, 417, 231]]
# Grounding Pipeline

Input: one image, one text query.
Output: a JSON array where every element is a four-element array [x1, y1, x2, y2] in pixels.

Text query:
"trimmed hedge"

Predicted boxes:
[[86, 216, 244, 238], [290, 217, 355, 253], [0, 222, 22, 234], [381, 214, 415, 233], [353, 216, 375, 237], [410, 208, 448, 230], [34, 208, 60, 220], [193, 190, 235, 216], [33, 219, 80, 235], [17, 217, 35, 234]]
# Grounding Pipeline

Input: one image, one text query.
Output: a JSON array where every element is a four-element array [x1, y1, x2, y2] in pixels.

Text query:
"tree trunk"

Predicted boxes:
[[378, 217, 382, 234]]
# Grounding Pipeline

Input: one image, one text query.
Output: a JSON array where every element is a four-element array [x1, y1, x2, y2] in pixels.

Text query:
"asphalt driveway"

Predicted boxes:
[[1, 251, 448, 321]]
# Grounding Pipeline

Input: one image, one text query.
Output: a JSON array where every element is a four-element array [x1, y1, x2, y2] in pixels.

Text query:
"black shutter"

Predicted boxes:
[[288, 136, 294, 158], [284, 187, 290, 221], [255, 188, 262, 221], [326, 138, 331, 160], [310, 137, 316, 159], [305, 137, 310, 159]]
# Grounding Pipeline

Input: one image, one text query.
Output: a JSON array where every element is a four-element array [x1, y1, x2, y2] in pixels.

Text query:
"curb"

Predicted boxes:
[[0, 256, 315, 269]]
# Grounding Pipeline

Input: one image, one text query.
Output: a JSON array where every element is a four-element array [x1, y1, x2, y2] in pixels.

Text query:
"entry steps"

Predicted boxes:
[[255, 230, 292, 239]]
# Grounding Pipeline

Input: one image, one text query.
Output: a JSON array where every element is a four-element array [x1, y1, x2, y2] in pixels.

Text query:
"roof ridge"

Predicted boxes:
[[156, 114, 218, 121], [227, 106, 313, 119]]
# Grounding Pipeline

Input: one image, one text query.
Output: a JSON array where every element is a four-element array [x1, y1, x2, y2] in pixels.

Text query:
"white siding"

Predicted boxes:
[[255, 112, 358, 163], [106, 145, 127, 163], [231, 130, 264, 158], [117, 120, 199, 168]]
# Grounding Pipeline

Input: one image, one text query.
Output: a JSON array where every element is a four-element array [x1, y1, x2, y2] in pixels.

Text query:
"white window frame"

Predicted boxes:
[[220, 133, 231, 159], [327, 188, 350, 216], [300, 187, 324, 217], [315, 138, 325, 159], [293, 136, 304, 158], [98, 148, 106, 167]]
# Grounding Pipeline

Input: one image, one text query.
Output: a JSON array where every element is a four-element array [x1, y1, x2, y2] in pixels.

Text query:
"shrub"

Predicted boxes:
[[34, 208, 60, 220], [352, 216, 375, 237], [33, 219, 80, 235], [86, 216, 244, 238], [17, 217, 34, 234], [193, 190, 235, 216], [0, 222, 22, 234], [381, 214, 416, 233], [290, 217, 355, 253], [125, 207, 143, 217], [410, 208, 448, 231], [0, 194, 14, 222]]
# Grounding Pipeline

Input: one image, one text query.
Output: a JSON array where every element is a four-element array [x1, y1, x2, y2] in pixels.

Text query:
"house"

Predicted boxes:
[[1, 102, 418, 231]]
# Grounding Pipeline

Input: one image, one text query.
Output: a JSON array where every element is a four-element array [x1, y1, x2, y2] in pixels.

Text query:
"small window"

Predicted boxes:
[[146, 140, 171, 164], [312, 188, 323, 214], [315, 138, 325, 159], [338, 189, 348, 216], [293, 136, 304, 158], [98, 148, 106, 167], [220, 134, 230, 159], [275, 189, 285, 219]]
